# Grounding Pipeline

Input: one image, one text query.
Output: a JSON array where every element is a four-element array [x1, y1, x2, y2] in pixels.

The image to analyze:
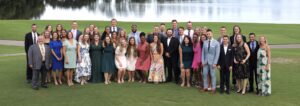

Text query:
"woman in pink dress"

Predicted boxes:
[[192, 33, 202, 87], [135, 32, 151, 83]]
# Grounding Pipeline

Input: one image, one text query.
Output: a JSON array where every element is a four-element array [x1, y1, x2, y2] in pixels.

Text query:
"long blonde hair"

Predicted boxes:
[[260, 36, 269, 50]]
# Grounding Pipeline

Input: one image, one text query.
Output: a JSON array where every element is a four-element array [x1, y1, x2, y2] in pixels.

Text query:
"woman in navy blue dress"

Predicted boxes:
[[102, 36, 116, 85], [179, 36, 194, 87], [50, 32, 63, 85]]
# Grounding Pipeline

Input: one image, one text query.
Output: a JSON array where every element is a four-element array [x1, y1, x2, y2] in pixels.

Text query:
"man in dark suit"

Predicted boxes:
[[147, 26, 166, 43], [24, 24, 39, 83], [110, 18, 122, 34], [163, 28, 180, 83], [28, 36, 51, 90], [218, 35, 233, 94], [69, 21, 82, 41], [247, 32, 260, 93]]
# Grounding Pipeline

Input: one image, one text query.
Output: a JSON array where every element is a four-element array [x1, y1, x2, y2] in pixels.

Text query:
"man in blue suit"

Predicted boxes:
[[201, 29, 220, 94]]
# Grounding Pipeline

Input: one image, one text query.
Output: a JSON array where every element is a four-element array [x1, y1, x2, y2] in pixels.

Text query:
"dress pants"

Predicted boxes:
[[32, 62, 47, 88], [203, 64, 216, 89]]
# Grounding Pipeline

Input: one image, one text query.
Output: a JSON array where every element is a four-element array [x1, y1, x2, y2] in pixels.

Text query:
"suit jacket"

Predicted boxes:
[[24, 32, 39, 53], [110, 26, 122, 33], [147, 33, 166, 43], [128, 31, 141, 44], [247, 40, 259, 66], [28, 44, 51, 70], [218, 44, 234, 68], [68, 29, 82, 41], [163, 37, 180, 59], [172, 28, 179, 38], [230, 34, 246, 45], [202, 39, 220, 65]]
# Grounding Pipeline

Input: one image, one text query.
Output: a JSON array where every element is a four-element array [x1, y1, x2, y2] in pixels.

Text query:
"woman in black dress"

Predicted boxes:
[[90, 34, 103, 83], [102, 36, 116, 85], [233, 34, 250, 95]]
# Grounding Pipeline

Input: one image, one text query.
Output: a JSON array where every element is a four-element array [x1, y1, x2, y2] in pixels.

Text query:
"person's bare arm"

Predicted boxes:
[[242, 43, 251, 64], [266, 46, 271, 71], [179, 46, 183, 68]]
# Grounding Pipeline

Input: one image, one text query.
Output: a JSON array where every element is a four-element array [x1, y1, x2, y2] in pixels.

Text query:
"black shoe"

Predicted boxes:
[[248, 89, 254, 93], [220, 90, 224, 94], [32, 87, 39, 90], [41, 85, 48, 88], [27, 80, 31, 84], [226, 91, 230, 95]]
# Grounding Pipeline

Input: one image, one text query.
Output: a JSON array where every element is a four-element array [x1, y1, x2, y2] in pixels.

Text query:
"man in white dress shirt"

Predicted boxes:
[[184, 21, 194, 39]]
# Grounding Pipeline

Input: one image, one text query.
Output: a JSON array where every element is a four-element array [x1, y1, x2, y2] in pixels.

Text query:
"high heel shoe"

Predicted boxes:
[[237, 89, 242, 93]]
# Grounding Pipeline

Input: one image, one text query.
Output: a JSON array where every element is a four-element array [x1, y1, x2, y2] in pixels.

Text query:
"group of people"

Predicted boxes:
[[24, 19, 271, 96]]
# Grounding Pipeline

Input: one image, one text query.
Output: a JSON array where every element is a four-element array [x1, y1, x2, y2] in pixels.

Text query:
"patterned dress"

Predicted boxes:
[[75, 42, 92, 82], [257, 48, 271, 96], [115, 46, 127, 69], [126, 47, 137, 71], [148, 43, 165, 82], [63, 39, 77, 68], [234, 43, 249, 79]]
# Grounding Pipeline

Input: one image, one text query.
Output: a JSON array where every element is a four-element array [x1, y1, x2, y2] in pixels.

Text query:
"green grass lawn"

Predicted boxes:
[[0, 20, 300, 44], [0, 45, 300, 106], [0, 45, 24, 54]]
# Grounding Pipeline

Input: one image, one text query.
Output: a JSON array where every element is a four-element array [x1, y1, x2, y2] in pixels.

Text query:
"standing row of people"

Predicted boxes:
[[24, 19, 271, 96]]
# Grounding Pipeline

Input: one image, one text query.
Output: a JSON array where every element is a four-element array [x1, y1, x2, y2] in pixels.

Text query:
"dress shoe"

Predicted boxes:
[[32, 87, 39, 90], [41, 85, 48, 88]]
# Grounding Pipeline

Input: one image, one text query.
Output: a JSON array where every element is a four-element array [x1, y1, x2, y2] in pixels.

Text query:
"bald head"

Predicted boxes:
[[37, 36, 45, 44]]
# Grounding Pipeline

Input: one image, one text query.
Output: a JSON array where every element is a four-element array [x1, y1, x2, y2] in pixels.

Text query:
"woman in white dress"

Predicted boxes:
[[75, 34, 91, 85], [115, 38, 127, 84], [126, 37, 138, 82]]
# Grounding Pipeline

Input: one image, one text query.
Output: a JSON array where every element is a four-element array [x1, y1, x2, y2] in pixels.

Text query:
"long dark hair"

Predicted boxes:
[[182, 36, 193, 47], [153, 35, 162, 54], [103, 36, 112, 48], [232, 25, 242, 36], [127, 37, 138, 57], [192, 33, 199, 48]]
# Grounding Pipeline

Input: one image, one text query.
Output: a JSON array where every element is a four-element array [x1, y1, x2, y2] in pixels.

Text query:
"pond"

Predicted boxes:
[[0, 0, 299, 23]]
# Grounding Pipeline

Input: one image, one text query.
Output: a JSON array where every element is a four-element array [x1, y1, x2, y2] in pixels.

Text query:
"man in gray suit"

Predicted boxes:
[[28, 36, 51, 90], [201, 29, 220, 94], [128, 24, 141, 44]]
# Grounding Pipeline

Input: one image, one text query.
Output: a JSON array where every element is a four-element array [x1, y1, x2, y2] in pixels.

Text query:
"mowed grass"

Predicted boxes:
[[0, 45, 300, 106], [0, 45, 24, 54], [0, 20, 300, 44]]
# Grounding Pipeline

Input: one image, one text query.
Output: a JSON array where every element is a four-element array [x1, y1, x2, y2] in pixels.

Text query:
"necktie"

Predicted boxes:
[[40, 44, 45, 61], [251, 42, 255, 51], [188, 29, 190, 37], [33, 33, 36, 44], [208, 40, 211, 51]]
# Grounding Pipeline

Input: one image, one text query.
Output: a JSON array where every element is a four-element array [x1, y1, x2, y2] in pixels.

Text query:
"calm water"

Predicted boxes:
[[1, 0, 300, 23]]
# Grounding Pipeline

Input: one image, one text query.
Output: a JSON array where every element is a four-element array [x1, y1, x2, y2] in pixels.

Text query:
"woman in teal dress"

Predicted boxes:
[[179, 36, 194, 87], [102, 36, 116, 85], [63, 32, 78, 86], [90, 34, 103, 83], [257, 36, 271, 96]]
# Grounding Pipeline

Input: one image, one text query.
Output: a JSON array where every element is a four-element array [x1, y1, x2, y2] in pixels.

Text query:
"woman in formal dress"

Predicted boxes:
[[118, 30, 127, 40], [111, 32, 118, 44], [192, 33, 202, 87], [101, 26, 111, 40], [50, 32, 63, 85], [148, 35, 165, 83], [61, 29, 67, 42], [179, 36, 194, 87], [102, 36, 116, 85], [135, 32, 151, 83], [45, 25, 53, 38], [56, 24, 63, 38], [257, 36, 271, 96], [75, 34, 92, 85], [233, 34, 250, 95], [115, 38, 127, 84], [90, 34, 103, 83], [127, 37, 138, 82], [43, 31, 51, 83], [63, 32, 77, 86]]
